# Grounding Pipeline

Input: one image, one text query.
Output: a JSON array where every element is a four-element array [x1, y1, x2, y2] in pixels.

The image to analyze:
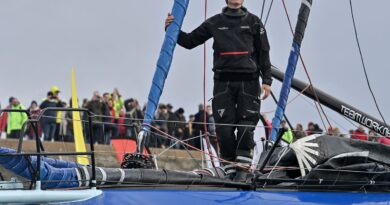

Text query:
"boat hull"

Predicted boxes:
[[65, 189, 390, 205]]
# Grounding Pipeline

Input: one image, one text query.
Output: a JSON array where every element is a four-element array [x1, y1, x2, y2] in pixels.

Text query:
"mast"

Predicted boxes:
[[136, 0, 190, 153], [268, 0, 313, 143], [271, 66, 390, 137]]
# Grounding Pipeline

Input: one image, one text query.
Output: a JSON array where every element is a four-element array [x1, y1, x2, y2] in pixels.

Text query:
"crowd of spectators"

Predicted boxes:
[[291, 122, 390, 145], [1, 86, 389, 148], [0, 86, 205, 148]]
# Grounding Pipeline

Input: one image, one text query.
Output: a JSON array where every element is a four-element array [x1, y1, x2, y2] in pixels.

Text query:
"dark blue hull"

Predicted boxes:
[[69, 189, 390, 205]]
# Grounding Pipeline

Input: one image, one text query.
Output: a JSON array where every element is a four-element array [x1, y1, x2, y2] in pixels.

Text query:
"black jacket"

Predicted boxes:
[[85, 100, 109, 123], [39, 98, 63, 124], [178, 7, 272, 85]]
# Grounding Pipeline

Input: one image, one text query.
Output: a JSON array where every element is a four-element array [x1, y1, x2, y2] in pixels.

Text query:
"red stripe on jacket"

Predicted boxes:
[[220, 51, 249, 56]]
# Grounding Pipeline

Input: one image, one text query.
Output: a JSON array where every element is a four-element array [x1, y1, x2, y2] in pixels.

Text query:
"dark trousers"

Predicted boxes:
[[7, 130, 21, 139], [104, 123, 118, 145], [93, 123, 104, 144], [85, 122, 104, 144], [212, 80, 260, 162], [43, 122, 57, 141]]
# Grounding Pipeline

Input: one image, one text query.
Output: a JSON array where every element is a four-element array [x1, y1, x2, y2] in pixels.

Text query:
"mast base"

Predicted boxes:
[[121, 153, 156, 169]]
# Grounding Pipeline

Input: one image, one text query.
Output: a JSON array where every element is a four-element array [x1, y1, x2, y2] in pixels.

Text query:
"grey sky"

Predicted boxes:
[[0, 0, 389, 134]]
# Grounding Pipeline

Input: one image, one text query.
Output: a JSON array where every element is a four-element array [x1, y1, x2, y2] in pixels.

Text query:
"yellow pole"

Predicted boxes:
[[71, 67, 89, 165]]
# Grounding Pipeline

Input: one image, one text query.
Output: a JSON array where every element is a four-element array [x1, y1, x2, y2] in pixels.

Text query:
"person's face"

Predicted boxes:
[[53, 91, 60, 97], [31, 103, 37, 109], [227, 0, 244, 8], [296, 124, 302, 131], [102, 94, 109, 102], [111, 93, 117, 100], [206, 106, 212, 115], [12, 98, 19, 106], [93, 91, 101, 100], [108, 100, 113, 107]]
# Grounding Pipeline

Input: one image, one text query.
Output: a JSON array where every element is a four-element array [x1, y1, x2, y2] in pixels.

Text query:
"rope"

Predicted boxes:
[[262, 84, 311, 114], [36, 113, 373, 137], [264, 0, 274, 26], [143, 124, 384, 172], [260, 0, 267, 20], [348, 0, 387, 124], [201, 0, 218, 173], [146, 124, 253, 170]]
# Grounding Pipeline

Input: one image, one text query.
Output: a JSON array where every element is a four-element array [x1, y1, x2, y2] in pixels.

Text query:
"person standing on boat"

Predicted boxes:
[[165, 0, 272, 176]]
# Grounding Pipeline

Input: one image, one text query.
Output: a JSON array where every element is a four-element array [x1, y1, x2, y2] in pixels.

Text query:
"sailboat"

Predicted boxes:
[[0, 0, 389, 204]]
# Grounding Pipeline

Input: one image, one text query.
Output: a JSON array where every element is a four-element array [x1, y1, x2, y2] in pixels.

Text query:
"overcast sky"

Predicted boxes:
[[0, 0, 389, 135]]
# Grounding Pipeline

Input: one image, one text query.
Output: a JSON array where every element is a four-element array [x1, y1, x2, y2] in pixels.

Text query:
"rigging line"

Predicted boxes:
[[264, 0, 274, 26], [42, 113, 353, 135], [40, 113, 273, 129], [95, 147, 390, 172], [150, 123, 323, 171], [280, 0, 332, 131], [260, 0, 267, 20], [202, 0, 218, 173], [43, 113, 360, 136], [268, 85, 351, 132], [277, 94, 349, 132], [348, 0, 387, 124], [288, 88, 351, 132], [151, 126, 270, 171], [150, 130, 203, 168], [146, 124, 251, 170], [36, 113, 365, 140], [155, 133, 203, 157], [149, 124, 384, 172], [42, 111, 357, 134], [40, 113, 350, 135], [270, 92, 294, 130], [342, 115, 359, 129], [266, 147, 289, 178], [263, 84, 311, 114]]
